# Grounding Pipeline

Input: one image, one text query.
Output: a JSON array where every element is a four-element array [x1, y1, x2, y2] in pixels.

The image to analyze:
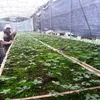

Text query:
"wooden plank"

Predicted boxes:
[[33, 37, 100, 77], [12, 86, 100, 100]]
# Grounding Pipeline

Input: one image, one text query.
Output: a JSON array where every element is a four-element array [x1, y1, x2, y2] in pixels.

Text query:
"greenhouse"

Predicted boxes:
[[0, 0, 100, 100]]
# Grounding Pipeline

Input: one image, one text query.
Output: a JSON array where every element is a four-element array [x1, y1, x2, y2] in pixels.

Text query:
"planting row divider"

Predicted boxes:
[[12, 86, 100, 100], [42, 33, 98, 45], [0, 35, 17, 76], [0, 34, 99, 99], [33, 37, 100, 77]]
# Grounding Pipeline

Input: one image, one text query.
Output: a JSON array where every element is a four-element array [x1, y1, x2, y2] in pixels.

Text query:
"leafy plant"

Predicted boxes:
[[0, 32, 100, 99]]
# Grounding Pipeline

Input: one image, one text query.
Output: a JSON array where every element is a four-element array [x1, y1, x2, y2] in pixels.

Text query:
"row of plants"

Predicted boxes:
[[0, 32, 100, 100], [33, 33, 100, 70]]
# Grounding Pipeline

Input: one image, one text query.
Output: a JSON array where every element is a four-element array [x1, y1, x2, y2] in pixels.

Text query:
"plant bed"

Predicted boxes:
[[33, 33, 100, 70], [0, 33, 100, 100], [43, 90, 100, 100]]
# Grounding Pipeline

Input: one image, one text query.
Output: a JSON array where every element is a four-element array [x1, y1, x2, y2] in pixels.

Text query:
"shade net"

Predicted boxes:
[[0, 18, 33, 32], [34, 0, 100, 38]]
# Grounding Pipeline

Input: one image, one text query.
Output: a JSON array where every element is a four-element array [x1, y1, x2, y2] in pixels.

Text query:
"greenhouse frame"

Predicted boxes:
[[0, 0, 100, 100]]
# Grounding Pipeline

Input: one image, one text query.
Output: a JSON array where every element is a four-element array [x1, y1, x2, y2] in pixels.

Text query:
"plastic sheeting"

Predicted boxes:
[[0, 0, 49, 19], [34, 0, 100, 38], [0, 18, 33, 32]]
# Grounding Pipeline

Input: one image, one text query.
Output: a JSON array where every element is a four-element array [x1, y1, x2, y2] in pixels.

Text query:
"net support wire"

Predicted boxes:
[[78, 0, 95, 43]]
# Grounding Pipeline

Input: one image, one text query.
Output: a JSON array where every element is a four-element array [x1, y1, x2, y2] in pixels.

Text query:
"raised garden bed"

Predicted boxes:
[[33, 33, 100, 70], [0, 33, 100, 100]]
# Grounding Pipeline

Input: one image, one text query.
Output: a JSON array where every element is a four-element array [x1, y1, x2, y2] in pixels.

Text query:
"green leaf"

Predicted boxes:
[[49, 90, 63, 97], [0, 76, 10, 81], [33, 79, 42, 85], [91, 96, 98, 100], [43, 62, 51, 67], [5, 98, 11, 100], [52, 81, 60, 85], [85, 93, 91, 100], [0, 89, 10, 94]]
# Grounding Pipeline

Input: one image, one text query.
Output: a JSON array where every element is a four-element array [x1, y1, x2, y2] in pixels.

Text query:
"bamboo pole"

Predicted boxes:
[[33, 37, 100, 77], [12, 86, 100, 100], [0, 43, 13, 76], [0, 35, 17, 76]]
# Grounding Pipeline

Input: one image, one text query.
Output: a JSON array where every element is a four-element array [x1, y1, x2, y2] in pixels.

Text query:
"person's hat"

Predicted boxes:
[[4, 24, 11, 29]]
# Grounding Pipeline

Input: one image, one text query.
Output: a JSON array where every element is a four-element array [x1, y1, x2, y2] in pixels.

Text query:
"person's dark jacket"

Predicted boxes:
[[3, 29, 13, 51]]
